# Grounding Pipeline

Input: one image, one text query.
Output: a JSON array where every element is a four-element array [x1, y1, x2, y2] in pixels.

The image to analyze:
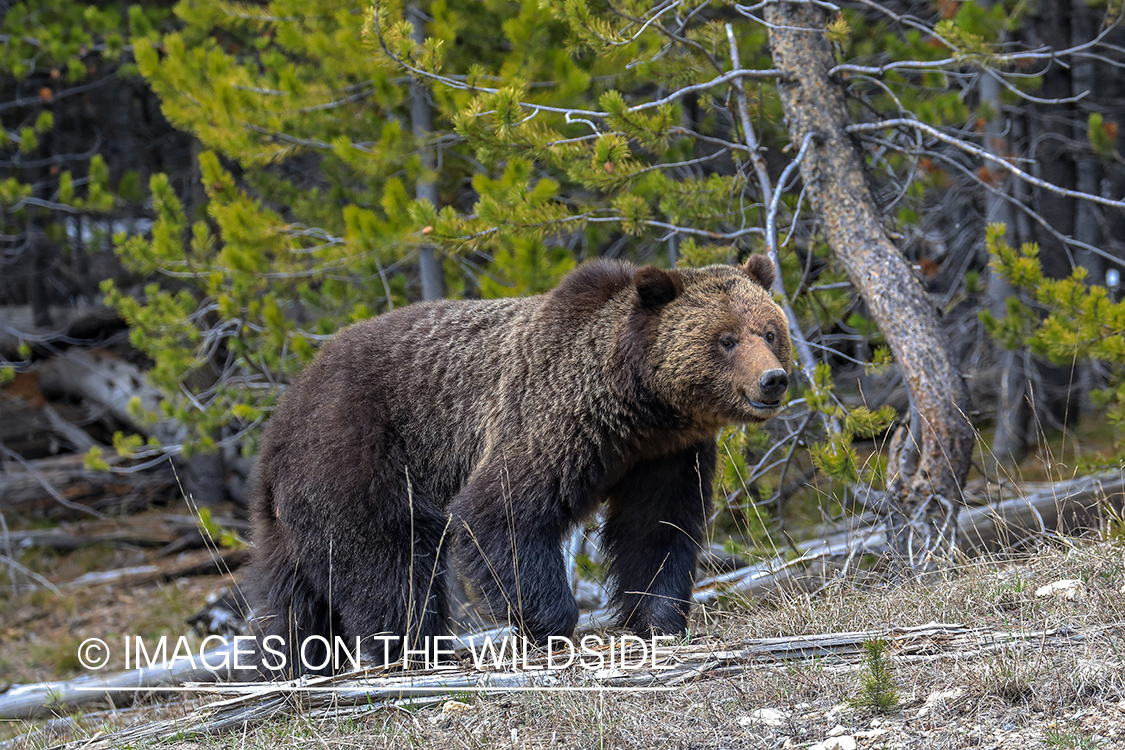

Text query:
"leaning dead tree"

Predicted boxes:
[[764, 3, 975, 567], [756, 1, 1125, 567]]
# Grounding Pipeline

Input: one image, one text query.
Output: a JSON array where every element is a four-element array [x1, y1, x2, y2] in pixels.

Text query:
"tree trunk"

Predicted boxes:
[[764, 2, 975, 568], [1069, 0, 1106, 418], [1070, 0, 1106, 281], [408, 3, 446, 302], [27, 222, 53, 328], [979, 11, 1030, 472], [1029, 0, 1081, 429]]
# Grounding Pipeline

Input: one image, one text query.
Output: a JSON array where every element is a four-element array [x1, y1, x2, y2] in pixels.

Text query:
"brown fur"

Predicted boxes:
[[247, 256, 791, 676]]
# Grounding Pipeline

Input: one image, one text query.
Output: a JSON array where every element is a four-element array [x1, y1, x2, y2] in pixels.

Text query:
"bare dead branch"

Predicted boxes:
[[847, 117, 1125, 210], [855, 132, 1125, 271], [724, 24, 836, 435]]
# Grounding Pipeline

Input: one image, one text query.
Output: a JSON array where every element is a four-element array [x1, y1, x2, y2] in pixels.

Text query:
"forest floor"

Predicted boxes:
[[1, 536, 1123, 750]]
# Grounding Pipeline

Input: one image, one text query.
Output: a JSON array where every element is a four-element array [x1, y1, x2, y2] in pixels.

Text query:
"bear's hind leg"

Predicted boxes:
[[247, 534, 340, 680], [324, 488, 453, 669]]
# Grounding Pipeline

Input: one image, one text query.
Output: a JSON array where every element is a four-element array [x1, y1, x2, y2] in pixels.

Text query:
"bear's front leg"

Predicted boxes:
[[449, 470, 579, 644], [603, 440, 716, 636]]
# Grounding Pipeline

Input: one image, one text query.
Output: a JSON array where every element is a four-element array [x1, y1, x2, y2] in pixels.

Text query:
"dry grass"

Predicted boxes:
[[0, 574, 222, 687], [2, 537, 1122, 750]]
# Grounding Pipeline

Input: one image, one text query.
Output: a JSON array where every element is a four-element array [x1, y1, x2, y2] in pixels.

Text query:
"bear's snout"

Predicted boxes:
[[757, 369, 788, 402]]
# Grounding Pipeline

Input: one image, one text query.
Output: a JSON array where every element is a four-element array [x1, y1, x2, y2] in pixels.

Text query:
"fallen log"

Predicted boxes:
[[0, 304, 123, 361], [61, 546, 249, 589], [39, 404, 100, 453], [0, 453, 175, 518], [958, 471, 1125, 554], [4, 529, 172, 552], [701, 470, 1125, 601], [5, 513, 249, 553], [36, 349, 167, 438], [0, 644, 236, 722], [35, 349, 232, 508]]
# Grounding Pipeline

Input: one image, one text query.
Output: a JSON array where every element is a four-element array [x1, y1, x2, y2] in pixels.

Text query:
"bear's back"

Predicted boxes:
[[256, 260, 641, 510], [257, 296, 533, 499]]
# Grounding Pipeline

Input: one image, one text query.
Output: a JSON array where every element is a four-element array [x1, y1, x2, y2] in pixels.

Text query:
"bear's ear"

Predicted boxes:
[[741, 254, 776, 290], [634, 266, 682, 309]]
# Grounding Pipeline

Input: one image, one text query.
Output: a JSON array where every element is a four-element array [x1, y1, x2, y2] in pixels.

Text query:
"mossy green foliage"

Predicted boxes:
[[982, 224, 1125, 453], [196, 506, 246, 549], [806, 362, 894, 488]]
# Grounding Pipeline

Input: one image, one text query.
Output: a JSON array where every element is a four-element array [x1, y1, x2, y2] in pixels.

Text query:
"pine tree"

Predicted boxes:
[[105, 0, 595, 455], [983, 224, 1125, 458]]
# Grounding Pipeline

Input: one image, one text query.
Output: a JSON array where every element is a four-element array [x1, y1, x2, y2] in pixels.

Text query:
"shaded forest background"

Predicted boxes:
[[1, 0, 1124, 662]]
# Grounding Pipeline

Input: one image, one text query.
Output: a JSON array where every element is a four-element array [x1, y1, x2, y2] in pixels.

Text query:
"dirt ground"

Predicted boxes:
[[1, 556, 232, 689]]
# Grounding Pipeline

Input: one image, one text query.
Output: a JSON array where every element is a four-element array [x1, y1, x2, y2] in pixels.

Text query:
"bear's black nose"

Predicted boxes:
[[758, 369, 788, 400]]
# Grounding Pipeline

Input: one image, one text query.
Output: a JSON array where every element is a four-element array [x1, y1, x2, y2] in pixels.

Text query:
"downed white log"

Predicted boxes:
[[705, 470, 1125, 601], [36, 348, 181, 444], [58, 547, 249, 589], [958, 472, 1125, 554], [0, 643, 235, 721], [34, 348, 234, 507]]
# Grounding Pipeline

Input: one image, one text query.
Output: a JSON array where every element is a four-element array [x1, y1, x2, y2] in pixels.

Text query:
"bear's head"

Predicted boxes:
[[631, 255, 792, 427]]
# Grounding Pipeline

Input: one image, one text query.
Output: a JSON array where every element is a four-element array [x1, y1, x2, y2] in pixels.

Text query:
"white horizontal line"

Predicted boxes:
[[72, 685, 675, 693]]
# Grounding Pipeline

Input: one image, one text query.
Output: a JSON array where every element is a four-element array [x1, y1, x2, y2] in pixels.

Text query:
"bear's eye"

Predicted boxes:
[[719, 334, 737, 350], [765, 331, 775, 344]]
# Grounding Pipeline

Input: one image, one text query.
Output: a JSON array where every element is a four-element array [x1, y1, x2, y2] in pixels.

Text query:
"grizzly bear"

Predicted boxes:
[[246, 256, 791, 677]]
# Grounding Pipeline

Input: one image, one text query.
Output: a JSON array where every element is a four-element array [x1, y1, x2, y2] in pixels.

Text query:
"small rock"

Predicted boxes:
[[916, 687, 965, 717], [1035, 579, 1086, 600], [739, 708, 788, 727], [442, 700, 472, 716], [810, 737, 857, 750]]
